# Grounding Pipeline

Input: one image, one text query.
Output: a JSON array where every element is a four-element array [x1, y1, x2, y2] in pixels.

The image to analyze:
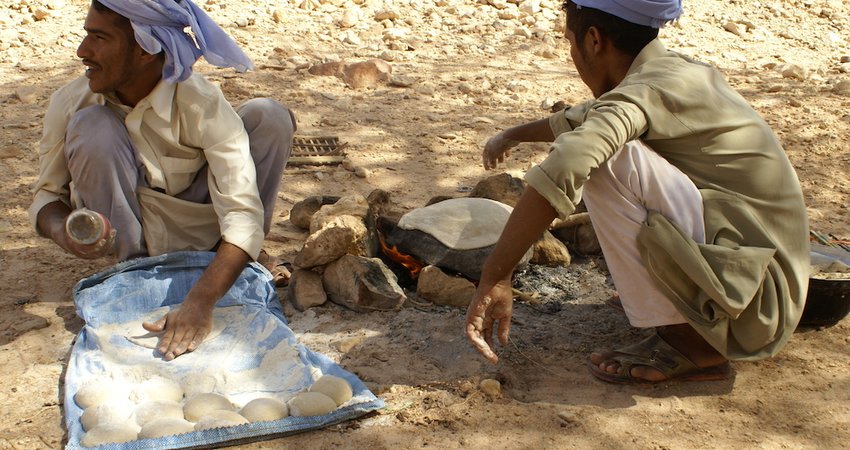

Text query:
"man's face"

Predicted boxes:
[[76, 7, 141, 97]]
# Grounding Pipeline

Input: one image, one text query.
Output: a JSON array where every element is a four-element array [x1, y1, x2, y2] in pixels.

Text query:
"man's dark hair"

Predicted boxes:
[[91, 0, 136, 43], [562, 0, 658, 56], [92, 0, 132, 27]]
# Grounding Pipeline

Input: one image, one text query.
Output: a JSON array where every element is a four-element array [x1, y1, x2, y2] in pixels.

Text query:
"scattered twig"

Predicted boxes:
[[511, 288, 539, 303]]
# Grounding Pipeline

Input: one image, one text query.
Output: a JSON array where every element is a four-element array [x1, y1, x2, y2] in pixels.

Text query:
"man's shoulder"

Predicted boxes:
[[173, 73, 228, 106]]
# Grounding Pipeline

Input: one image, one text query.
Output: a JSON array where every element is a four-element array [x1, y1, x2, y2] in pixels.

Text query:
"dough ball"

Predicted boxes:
[[239, 397, 289, 423], [80, 423, 138, 447], [183, 393, 234, 422], [74, 379, 129, 409], [79, 401, 134, 431], [131, 376, 183, 403], [288, 392, 337, 417], [193, 410, 249, 431], [134, 400, 184, 427], [309, 375, 353, 406], [138, 417, 195, 439]]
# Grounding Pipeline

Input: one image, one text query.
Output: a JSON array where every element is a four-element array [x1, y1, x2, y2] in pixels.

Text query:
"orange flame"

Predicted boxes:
[[378, 237, 425, 278]]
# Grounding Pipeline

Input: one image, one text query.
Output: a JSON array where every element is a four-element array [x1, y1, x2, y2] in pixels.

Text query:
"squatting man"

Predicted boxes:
[[30, 0, 296, 360], [464, 0, 809, 384]]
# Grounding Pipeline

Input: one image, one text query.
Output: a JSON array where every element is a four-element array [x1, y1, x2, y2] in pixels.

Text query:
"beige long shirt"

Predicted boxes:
[[29, 75, 264, 260], [526, 39, 809, 360]]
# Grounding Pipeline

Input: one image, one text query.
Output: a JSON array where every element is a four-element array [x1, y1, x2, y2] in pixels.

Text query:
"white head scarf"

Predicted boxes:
[[571, 0, 682, 28], [97, 0, 253, 83]]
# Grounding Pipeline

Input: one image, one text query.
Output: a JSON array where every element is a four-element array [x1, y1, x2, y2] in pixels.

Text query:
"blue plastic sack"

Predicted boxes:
[[64, 251, 384, 449]]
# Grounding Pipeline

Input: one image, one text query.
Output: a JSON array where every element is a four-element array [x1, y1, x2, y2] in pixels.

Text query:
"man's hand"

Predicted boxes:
[[465, 279, 514, 364], [36, 202, 116, 259], [482, 132, 519, 170], [143, 300, 213, 361], [63, 228, 117, 259], [141, 241, 250, 361]]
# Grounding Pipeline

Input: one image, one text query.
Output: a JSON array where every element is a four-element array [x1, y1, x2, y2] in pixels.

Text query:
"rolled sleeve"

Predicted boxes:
[[530, 98, 649, 219], [195, 92, 264, 260], [548, 99, 595, 137]]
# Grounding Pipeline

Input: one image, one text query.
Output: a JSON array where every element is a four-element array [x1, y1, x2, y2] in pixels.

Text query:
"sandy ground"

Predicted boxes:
[[1, 0, 849, 448]]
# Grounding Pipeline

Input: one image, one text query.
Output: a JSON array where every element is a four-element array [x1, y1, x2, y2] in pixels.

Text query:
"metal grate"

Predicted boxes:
[[288, 135, 347, 166]]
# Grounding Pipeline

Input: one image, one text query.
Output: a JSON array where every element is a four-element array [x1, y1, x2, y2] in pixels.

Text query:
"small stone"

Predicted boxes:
[[540, 97, 555, 110], [513, 27, 532, 38], [374, 9, 399, 21], [339, 9, 359, 28], [308, 61, 345, 76], [33, 8, 51, 20], [458, 82, 474, 94], [519, 0, 541, 15], [832, 80, 850, 94], [341, 59, 392, 89], [12, 316, 50, 333], [479, 379, 501, 397], [557, 410, 578, 424], [354, 166, 371, 178], [723, 21, 744, 36], [841, 56, 850, 64], [335, 335, 366, 353], [389, 75, 415, 87], [778, 64, 808, 81]]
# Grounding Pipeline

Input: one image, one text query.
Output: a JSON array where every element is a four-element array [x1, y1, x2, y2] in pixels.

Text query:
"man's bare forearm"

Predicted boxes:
[[35, 200, 72, 247], [479, 186, 557, 287], [502, 118, 555, 143], [185, 241, 252, 308]]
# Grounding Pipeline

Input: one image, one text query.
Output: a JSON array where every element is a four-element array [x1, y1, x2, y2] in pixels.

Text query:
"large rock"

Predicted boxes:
[[323, 255, 406, 312], [531, 230, 571, 267], [295, 215, 369, 269], [310, 194, 369, 234], [288, 269, 327, 311], [468, 173, 525, 207], [290, 195, 340, 230], [416, 265, 476, 308]]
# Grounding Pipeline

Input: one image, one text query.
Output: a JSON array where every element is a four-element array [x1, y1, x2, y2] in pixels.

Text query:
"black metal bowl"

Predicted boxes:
[[800, 277, 850, 327]]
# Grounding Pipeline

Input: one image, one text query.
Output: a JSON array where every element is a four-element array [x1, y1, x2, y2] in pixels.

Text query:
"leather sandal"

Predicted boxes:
[[588, 331, 731, 384]]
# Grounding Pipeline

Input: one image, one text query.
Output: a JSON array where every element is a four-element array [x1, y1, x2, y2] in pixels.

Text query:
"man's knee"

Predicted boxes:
[[239, 98, 297, 136], [65, 105, 129, 160]]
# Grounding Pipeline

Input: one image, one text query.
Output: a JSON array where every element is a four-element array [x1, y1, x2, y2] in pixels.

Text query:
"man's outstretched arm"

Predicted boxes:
[[143, 241, 250, 360]]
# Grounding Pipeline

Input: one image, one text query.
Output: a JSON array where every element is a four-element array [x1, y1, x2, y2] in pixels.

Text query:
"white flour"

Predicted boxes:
[[76, 305, 316, 411]]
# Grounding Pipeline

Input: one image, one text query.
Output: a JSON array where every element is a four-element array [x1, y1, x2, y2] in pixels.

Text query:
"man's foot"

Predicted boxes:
[[589, 324, 729, 384], [257, 249, 292, 287]]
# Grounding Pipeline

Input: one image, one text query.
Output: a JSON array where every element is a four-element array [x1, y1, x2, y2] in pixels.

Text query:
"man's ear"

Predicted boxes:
[[584, 26, 607, 55], [137, 48, 161, 65]]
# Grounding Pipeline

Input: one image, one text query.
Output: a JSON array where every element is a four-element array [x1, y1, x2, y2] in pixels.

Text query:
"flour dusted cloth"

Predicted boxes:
[[64, 251, 383, 450], [97, 0, 253, 82]]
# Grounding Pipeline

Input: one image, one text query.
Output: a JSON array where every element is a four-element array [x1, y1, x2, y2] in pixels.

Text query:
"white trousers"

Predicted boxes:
[[582, 141, 705, 328]]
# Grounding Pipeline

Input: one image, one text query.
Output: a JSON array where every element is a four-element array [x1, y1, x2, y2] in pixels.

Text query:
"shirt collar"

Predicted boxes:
[[102, 79, 176, 120], [626, 38, 668, 76]]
